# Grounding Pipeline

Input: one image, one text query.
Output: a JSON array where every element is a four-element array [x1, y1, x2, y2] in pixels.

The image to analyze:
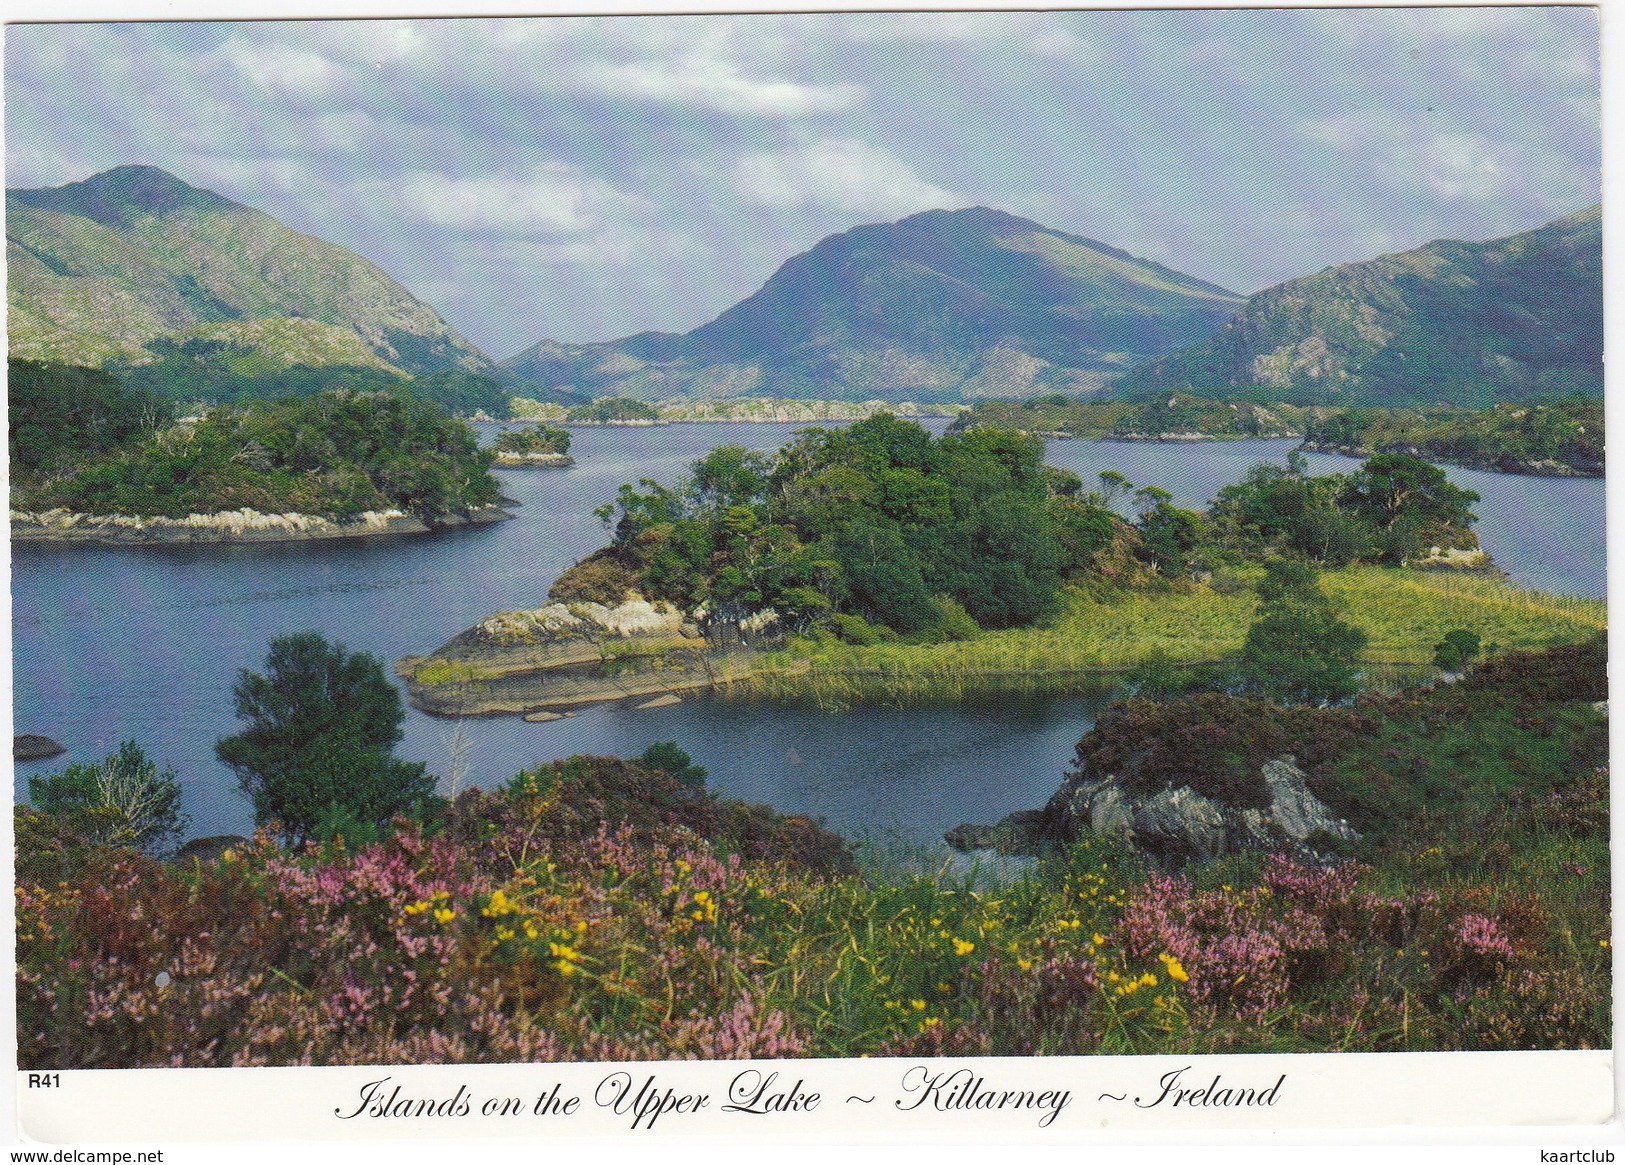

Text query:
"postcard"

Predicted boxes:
[[6, 1, 1613, 1153]]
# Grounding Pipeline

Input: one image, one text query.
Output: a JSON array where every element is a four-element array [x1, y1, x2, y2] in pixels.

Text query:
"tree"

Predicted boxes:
[[1337, 453, 1479, 563], [638, 741, 708, 789], [1433, 628, 1482, 673], [28, 740, 188, 855], [1236, 562, 1368, 705], [217, 632, 432, 842]]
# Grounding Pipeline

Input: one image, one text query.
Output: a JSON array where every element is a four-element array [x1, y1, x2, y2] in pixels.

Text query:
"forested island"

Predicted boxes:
[[950, 394, 1603, 478], [9, 358, 507, 543], [491, 423, 573, 468], [1301, 401, 1603, 477], [395, 411, 1608, 722]]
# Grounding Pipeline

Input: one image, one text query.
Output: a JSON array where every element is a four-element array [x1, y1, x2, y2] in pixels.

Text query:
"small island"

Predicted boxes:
[[949, 393, 1316, 442], [9, 359, 509, 545], [491, 422, 574, 468], [1300, 401, 1603, 477], [399, 414, 1600, 720]]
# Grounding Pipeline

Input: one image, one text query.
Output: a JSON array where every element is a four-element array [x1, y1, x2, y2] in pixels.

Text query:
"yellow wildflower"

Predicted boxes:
[[433, 907, 456, 925], [952, 938, 975, 956]]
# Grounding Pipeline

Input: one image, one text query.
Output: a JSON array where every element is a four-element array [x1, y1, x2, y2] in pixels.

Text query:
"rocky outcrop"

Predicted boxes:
[[13, 734, 65, 761], [400, 596, 775, 717], [948, 755, 1356, 867], [11, 504, 512, 545], [1409, 545, 1499, 573]]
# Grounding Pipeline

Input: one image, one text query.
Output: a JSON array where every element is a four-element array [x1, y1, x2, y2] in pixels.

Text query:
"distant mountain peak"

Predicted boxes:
[[9, 164, 238, 228], [504, 206, 1243, 404], [899, 206, 1035, 234]]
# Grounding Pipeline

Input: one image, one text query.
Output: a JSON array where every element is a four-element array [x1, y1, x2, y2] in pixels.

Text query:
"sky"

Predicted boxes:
[[4, 5, 1602, 363]]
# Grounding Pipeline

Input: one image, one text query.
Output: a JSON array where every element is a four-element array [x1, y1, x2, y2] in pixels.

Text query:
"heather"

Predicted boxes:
[[17, 661, 1609, 1065]]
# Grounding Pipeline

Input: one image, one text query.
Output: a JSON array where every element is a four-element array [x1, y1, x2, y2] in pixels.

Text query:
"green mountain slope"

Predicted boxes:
[[1118, 206, 1602, 406], [7, 165, 496, 380], [504, 206, 1244, 403]]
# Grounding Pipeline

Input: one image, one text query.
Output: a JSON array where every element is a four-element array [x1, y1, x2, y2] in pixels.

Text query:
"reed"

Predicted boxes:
[[744, 568, 1604, 708]]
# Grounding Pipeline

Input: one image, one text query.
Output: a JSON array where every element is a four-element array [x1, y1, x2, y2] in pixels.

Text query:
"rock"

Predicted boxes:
[[175, 835, 250, 863], [944, 811, 1047, 854], [13, 734, 65, 761], [523, 710, 564, 722], [948, 754, 1357, 867], [635, 694, 682, 709]]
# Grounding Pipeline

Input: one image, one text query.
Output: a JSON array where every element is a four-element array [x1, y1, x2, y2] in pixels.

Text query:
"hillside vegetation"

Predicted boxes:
[[8, 165, 495, 379], [1120, 206, 1601, 406]]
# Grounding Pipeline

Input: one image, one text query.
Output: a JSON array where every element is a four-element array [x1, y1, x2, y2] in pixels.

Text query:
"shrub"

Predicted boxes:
[[27, 741, 187, 856]]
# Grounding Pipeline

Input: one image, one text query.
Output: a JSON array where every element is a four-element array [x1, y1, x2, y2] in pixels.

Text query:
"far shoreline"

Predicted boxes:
[[10, 504, 514, 547]]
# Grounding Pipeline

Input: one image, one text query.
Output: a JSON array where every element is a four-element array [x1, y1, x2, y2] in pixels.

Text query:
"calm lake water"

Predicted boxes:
[[10, 425, 1605, 848]]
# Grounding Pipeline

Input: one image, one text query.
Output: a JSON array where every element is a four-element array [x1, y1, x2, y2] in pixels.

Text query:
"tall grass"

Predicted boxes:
[[745, 567, 1604, 708]]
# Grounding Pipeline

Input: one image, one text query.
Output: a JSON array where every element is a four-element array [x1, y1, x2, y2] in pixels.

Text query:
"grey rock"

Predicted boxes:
[[948, 754, 1357, 867], [175, 835, 250, 863], [14, 734, 65, 761]]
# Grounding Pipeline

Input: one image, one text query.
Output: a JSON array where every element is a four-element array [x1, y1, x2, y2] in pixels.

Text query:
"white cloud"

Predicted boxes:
[[574, 56, 862, 117], [218, 38, 347, 101], [1422, 132, 1514, 202], [394, 167, 647, 237], [732, 138, 962, 217], [1297, 114, 1521, 205]]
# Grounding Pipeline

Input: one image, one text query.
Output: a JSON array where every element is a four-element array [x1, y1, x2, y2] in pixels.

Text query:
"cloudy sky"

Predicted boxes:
[[5, 6, 1601, 362]]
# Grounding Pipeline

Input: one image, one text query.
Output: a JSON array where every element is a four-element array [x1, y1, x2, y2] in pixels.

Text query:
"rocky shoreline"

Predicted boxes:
[[400, 596, 774, 718], [11, 504, 513, 545], [492, 452, 574, 468]]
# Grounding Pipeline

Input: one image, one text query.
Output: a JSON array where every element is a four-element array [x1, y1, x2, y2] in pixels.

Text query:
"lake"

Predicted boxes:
[[10, 425, 1605, 849]]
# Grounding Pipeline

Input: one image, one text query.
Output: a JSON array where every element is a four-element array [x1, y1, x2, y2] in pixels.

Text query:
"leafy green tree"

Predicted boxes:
[[217, 632, 433, 842], [638, 741, 708, 789], [689, 445, 771, 508], [1236, 562, 1368, 705], [1337, 453, 1479, 563], [28, 740, 188, 855], [1433, 629, 1482, 673]]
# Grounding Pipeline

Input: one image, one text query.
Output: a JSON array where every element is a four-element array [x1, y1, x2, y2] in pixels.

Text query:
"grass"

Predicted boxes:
[[748, 566, 1604, 707]]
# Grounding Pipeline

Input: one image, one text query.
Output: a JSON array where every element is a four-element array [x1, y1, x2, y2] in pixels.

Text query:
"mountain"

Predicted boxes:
[[7, 165, 496, 380], [503, 206, 1245, 403], [1117, 206, 1602, 407]]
